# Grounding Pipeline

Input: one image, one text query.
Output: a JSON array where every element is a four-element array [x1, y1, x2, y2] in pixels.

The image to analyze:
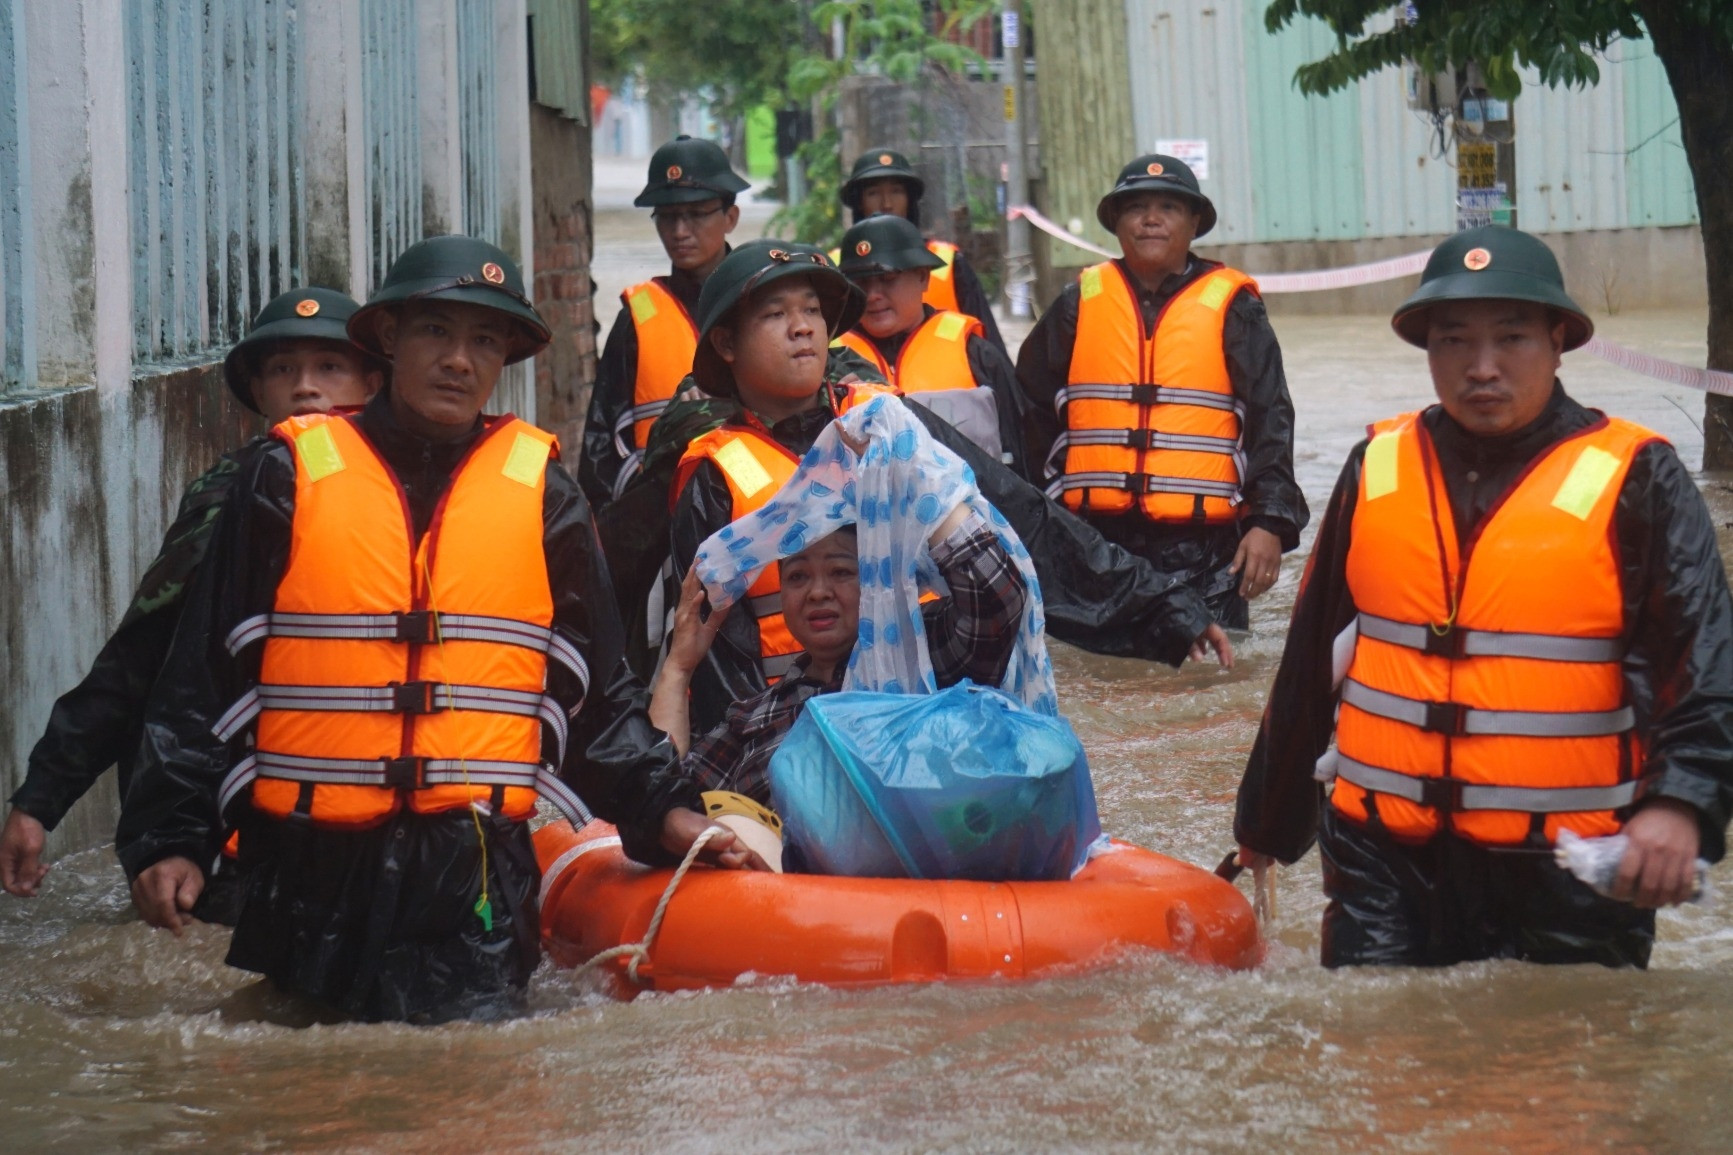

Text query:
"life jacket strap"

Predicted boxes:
[[613, 398, 673, 459], [1356, 612, 1627, 663], [1054, 382, 1244, 416], [213, 682, 570, 763], [226, 612, 589, 692], [760, 652, 799, 681], [1044, 471, 1243, 502], [1341, 678, 1635, 738], [1335, 753, 1641, 815], [219, 752, 594, 826], [610, 449, 645, 500]]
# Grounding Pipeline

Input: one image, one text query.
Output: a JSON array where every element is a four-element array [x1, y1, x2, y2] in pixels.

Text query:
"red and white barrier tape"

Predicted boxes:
[[1010, 203, 1733, 397]]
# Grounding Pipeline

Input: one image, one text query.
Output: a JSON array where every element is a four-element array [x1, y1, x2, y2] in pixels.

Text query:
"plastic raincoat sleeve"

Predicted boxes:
[[578, 305, 640, 510], [1015, 276, 1310, 550], [116, 440, 698, 880], [949, 248, 1008, 357], [9, 454, 242, 830], [1234, 438, 1733, 866]]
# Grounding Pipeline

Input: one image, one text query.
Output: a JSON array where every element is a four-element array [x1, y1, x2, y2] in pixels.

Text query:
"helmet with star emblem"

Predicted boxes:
[[346, 234, 550, 363], [1392, 225, 1593, 350], [634, 136, 751, 208]]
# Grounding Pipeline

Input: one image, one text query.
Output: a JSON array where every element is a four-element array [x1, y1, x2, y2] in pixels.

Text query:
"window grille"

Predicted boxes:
[[362, 0, 421, 289], [127, 0, 305, 364]]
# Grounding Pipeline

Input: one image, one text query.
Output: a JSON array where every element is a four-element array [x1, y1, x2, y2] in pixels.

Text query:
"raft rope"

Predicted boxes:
[[575, 825, 728, 986]]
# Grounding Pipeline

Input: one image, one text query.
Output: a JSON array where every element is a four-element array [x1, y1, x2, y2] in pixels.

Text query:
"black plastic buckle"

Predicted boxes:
[[1417, 776, 1463, 813], [394, 611, 435, 644], [1421, 626, 1466, 660], [391, 681, 446, 714], [381, 756, 427, 790], [1422, 700, 1469, 736], [1128, 384, 1163, 407]]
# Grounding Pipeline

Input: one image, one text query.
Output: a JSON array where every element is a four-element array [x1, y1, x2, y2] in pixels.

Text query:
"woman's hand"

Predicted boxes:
[[1189, 623, 1235, 669], [660, 808, 771, 872], [665, 569, 729, 679]]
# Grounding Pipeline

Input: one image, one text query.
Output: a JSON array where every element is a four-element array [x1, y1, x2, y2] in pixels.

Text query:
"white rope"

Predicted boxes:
[[575, 825, 727, 987]]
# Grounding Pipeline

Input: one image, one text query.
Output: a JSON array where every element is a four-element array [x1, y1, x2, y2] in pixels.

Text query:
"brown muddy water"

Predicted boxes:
[[2, 311, 1730, 1153]]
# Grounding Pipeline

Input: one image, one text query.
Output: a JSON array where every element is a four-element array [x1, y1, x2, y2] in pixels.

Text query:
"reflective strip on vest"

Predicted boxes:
[[1335, 754, 1642, 814], [1045, 472, 1242, 501], [1053, 383, 1243, 417], [612, 398, 673, 460], [219, 753, 593, 826], [1341, 678, 1635, 738], [760, 652, 800, 681], [1356, 612, 1628, 664], [611, 450, 645, 501]]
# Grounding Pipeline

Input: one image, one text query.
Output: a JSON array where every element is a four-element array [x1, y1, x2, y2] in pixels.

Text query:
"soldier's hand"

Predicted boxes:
[[0, 808, 49, 897], [1189, 623, 1234, 669], [1230, 526, 1283, 600], [131, 856, 206, 934], [1612, 798, 1701, 908]]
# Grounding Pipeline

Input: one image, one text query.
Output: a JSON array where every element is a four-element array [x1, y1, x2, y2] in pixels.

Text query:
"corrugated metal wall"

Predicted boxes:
[[528, 0, 587, 124], [1047, 0, 1700, 253], [1029, 0, 1137, 267]]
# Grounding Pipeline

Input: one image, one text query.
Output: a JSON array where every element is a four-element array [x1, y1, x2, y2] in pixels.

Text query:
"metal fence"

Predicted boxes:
[[457, 0, 500, 243], [0, 0, 33, 392], [362, 0, 422, 290], [127, 0, 306, 364]]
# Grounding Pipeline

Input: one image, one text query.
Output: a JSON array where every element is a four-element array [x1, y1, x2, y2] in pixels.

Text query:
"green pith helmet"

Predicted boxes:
[[635, 136, 751, 208], [347, 235, 551, 363], [837, 214, 944, 279], [223, 287, 373, 413], [841, 148, 925, 224], [1096, 153, 1217, 237], [692, 239, 864, 397], [1392, 225, 1593, 351]]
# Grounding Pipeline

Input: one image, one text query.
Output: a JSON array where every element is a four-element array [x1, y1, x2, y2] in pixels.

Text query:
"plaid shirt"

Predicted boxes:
[[680, 511, 1026, 804]]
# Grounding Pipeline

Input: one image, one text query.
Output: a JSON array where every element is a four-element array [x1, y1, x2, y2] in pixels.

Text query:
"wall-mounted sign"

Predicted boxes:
[[1155, 138, 1208, 180]]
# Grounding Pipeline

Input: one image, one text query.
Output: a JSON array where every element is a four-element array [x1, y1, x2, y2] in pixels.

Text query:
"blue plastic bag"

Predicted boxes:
[[768, 682, 1102, 881]]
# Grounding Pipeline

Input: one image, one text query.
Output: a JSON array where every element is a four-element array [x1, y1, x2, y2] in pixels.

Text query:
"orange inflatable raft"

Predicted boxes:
[[534, 820, 1262, 994]]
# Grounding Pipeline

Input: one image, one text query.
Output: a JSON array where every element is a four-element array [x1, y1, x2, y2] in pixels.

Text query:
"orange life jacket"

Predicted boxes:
[[922, 240, 962, 313], [834, 311, 981, 394], [613, 278, 699, 489], [1046, 261, 1254, 523], [1331, 411, 1659, 846], [673, 383, 887, 683], [214, 413, 592, 830]]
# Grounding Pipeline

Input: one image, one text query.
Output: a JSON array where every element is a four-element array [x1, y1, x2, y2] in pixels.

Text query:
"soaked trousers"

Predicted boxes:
[[1319, 806, 1655, 969], [226, 808, 542, 1023]]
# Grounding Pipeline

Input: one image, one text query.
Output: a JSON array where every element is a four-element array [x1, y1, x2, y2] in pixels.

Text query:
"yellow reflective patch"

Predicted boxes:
[[932, 242, 956, 269], [295, 424, 346, 482], [628, 288, 658, 324], [1551, 445, 1622, 520], [1363, 430, 1401, 500], [713, 438, 776, 500], [1198, 276, 1234, 311], [934, 313, 968, 342], [1080, 266, 1103, 301], [501, 432, 551, 487]]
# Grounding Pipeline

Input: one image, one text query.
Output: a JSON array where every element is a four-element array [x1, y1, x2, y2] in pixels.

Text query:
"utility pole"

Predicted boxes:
[[1001, 0, 1031, 318]]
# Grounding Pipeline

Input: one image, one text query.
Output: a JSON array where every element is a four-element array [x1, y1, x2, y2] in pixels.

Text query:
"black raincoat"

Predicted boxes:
[[10, 454, 242, 832], [116, 393, 698, 1022], [1235, 386, 1733, 967], [1018, 255, 1309, 629], [667, 385, 1217, 737]]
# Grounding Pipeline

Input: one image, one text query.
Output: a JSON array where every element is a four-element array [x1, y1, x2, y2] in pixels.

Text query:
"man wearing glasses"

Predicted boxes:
[[579, 136, 751, 509]]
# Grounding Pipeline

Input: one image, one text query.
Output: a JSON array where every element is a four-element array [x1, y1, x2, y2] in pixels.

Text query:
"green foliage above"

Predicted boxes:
[[590, 0, 800, 121], [772, 0, 993, 244], [1264, 0, 1733, 99]]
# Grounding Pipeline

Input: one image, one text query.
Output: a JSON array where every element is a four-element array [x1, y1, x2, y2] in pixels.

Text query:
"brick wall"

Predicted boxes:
[[530, 103, 596, 452]]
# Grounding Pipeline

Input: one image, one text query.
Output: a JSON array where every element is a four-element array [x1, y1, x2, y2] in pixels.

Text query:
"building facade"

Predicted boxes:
[[1, 0, 594, 856]]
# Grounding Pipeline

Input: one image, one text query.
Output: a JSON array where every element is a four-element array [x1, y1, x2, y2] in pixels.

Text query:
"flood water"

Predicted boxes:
[[3, 308, 1730, 1152]]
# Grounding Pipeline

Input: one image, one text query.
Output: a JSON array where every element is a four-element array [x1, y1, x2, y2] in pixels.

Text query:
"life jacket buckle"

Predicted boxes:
[[1128, 384, 1163, 407], [1128, 429, 1161, 451], [391, 680, 445, 714], [1422, 700, 1469, 737], [1421, 626, 1466, 660], [394, 611, 436, 643], [1417, 776, 1464, 813], [381, 756, 428, 790]]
